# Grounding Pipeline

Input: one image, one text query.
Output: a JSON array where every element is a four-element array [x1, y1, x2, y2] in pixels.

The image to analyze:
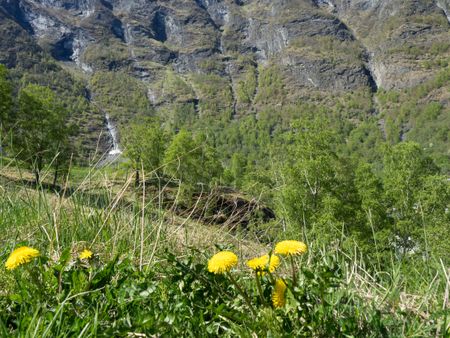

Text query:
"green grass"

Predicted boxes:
[[0, 164, 449, 337]]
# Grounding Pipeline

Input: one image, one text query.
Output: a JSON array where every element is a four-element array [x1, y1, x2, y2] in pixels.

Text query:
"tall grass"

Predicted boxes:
[[0, 159, 448, 337]]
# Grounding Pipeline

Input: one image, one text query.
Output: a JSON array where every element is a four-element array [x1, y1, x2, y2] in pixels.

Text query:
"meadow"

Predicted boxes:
[[0, 158, 448, 337]]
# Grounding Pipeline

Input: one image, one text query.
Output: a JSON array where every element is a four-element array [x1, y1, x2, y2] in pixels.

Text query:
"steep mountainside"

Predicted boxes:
[[1, 0, 449, 167]]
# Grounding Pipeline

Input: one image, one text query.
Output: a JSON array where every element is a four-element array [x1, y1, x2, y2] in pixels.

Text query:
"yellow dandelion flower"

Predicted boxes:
[[274, 240, 307, 256], [79, 249, 93, 260], [5, 246, 40, 270], [208, 251, 238, 274], [272, 279, 287, 308], [247, 254, 280, 274]]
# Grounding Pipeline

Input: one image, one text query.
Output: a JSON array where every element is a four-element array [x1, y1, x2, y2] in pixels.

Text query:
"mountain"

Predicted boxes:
[[1, 0, 449, 168]]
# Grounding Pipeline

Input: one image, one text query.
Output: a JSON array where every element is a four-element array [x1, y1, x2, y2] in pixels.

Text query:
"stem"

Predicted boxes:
[[266, 269, 276, 285], [135, 168, 140, 187], [227, 272, 257, 316], [254, 272, 266, 305], [290, 255, 297, 287], [14, 272, 26, 302], [139, 161, 145, 272], [58, 269, 63, 294], [28, 266, 43, 302], [367, 208, 381, 272]]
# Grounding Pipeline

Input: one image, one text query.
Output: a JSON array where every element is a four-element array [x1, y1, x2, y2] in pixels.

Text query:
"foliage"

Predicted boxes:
[[0, 162, 448, 337], [376, 67, 450, 171], [82, 40, 130, 70], [162, 70, 196, 102], [0, 15, 43, 69], [290, 35, 364, 65], [158, 102, 197, 131], [89, 71, 153, 125], [254, 65, 285, 105], [382, 142, 449, 259], [5, 59, 106, 161], [275, 117, 450, 264], [236, 64, 257, 106], [0, 64, 13, 128], [277, 117, 361, 244], [0, 241, 447, 337], [345, 119, 385, 163], [190, 73, 233, 120], [225, 152, 247, 187], [163, 129, 223, 194], [1, 7, 449, 332], [122, 117, 169, 185], [11, 84, 73, 184]]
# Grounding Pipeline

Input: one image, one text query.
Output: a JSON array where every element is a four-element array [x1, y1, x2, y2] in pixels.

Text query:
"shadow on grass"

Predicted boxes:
[[0, 173, 276, 229], [0, 173, 134, 210]]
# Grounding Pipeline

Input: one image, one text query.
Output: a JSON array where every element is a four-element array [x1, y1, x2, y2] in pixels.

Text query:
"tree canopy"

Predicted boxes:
[[122, 117, 169, 185], [13, 83, 71, 184], [164, 129, 223, 193]]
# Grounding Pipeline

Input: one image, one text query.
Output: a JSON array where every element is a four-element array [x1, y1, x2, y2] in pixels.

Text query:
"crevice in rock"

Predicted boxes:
[[147, 88, 157, 105], [193, 0, 232, 32], [151, 11, 168, 42], [104, 112, 122, 156], [187, 79, 202, 116], [321, 9, 380, 92], [84, 90, 119, 163], [193, 0, 207, 10], [399, 124, 408, 142], [0, 1, 34, 34], [124, 23, 136, 59], [51, 34, 75, 61], [100, 0, 113, 11], [363, 65, 378, 93], [111, 18, 125, 41]]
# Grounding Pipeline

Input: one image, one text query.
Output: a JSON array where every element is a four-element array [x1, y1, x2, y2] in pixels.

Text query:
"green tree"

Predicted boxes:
[[354, 161, 391, 263], [164, 130, 222, 193], [415, 175, 450, 262], [122, 117, 168, 186], [51, 134, 75, 187], [0, 64, 13, 130], [345, 120, 384, 163], [382, 142, 441, 256], [277, 117, 360, 244], [228, 152, 247, 187], [14, 84, 71, 184]]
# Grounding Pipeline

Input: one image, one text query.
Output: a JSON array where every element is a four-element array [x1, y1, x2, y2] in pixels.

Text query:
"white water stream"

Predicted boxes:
[[105, 113, 122, 155]]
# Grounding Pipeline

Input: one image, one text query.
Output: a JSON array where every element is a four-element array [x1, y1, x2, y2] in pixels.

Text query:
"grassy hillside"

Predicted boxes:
[[0, 161, 448, 337]]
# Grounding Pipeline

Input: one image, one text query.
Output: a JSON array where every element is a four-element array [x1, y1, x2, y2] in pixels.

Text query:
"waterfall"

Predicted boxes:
[[105, 114, 122, 155]]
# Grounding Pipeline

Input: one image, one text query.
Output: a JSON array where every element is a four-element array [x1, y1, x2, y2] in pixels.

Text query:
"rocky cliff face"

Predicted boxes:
[[1, 0, 450, 160], [3, 0, 449, 93]]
